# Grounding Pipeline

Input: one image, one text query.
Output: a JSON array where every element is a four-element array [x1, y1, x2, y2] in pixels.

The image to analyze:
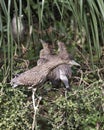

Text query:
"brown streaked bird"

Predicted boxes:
[[57, 41, 79, 66], [37, 40, 80, 90], [57, 41, 69, 60], [37, 39, 56, 66], [11, 13, 32, 54], [10, 58, 74, 88]]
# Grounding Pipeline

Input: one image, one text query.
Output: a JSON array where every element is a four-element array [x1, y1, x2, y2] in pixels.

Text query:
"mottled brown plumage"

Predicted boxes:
[[37, 40, 79, 90], [11, 58, 70, 88], [37, 40, 56, 65], [11, 40, 79, 89], [57, 41, 71, 60]]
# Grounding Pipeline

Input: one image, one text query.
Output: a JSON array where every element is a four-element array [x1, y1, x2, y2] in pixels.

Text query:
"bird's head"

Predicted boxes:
[[10, 75, 23, 88], [57, 41, 67, 52]]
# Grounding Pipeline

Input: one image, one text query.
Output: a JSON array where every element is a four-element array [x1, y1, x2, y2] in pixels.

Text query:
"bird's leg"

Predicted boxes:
[[32, 88, 42, 130], [32, 88, 37, 130], [59, 70, 70, 91]]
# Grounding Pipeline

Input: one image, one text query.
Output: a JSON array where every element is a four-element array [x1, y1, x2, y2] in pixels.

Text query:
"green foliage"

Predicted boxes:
[[34, 65, 104, 130], [41, 85, 104, 130], [0, 83, 103, 130], [0, 1, 104, 130], [0, 85, 32, 130]]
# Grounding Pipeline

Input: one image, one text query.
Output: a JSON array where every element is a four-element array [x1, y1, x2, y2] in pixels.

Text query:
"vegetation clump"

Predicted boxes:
[[0, 0, 104, 129]]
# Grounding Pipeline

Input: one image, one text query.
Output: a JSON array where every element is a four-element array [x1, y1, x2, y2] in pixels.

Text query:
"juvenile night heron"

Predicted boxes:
[[10, 56, 74, 130], [37, 40, 80, 90], [10, 58, 74, 88], [11, 13, 32, 54], [10, 56, 76, 130]]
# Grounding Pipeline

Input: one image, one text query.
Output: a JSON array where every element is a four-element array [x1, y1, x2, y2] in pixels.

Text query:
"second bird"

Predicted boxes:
[[37, 40, 80, 90]]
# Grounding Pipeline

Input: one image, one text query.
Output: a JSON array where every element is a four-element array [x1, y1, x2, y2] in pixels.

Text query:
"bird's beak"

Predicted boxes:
[[10, 81, 18, 88], [69, 60, 80, 66], [12, 84, 18, 88], [10, 79, 18, 88]]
